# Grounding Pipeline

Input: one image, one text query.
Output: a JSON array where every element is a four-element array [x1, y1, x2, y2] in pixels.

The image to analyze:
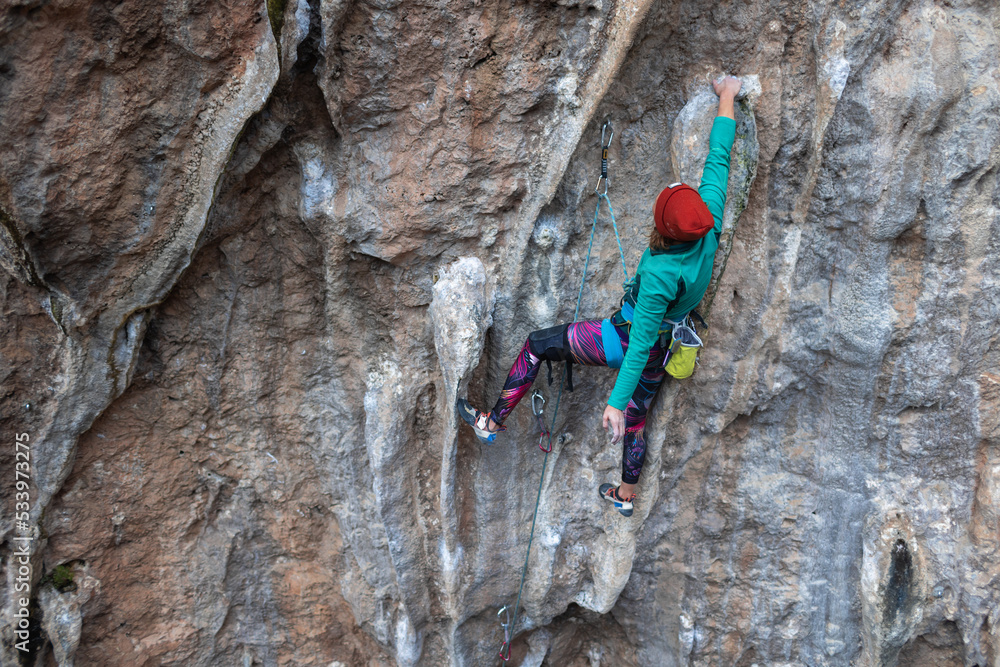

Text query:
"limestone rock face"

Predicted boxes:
[[1, 0, 998, 666]]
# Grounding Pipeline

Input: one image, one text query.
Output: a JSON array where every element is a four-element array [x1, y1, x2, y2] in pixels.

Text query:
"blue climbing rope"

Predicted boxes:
[[597, 192, 630, 290], [499, 120, 628, 663]]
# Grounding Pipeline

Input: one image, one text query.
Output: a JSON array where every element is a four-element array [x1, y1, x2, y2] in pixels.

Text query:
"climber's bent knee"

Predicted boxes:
[[527, 323, 571, 362]]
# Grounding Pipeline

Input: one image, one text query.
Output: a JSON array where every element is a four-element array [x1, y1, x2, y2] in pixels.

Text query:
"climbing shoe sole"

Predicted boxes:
[[599, 483, 634, 517], [456, 398, 504, 445]]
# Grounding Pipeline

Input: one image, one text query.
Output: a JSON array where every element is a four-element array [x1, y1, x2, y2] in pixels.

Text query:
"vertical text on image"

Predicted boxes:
[[13, 431, 33, 653]]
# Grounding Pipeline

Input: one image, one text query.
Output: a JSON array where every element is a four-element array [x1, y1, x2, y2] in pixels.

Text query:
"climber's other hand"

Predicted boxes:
[[603, 405, 625, 444], [713, 75, 741, 98]]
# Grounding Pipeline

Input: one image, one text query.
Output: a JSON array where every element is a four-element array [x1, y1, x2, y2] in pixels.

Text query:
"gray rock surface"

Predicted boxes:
[[1, 0, 998, 665], [36, 565, 99, 667]]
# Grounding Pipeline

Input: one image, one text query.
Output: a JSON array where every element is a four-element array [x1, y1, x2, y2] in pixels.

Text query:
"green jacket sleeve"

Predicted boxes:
[[608, 268, 676, 410], [698, 116, 737, 233]]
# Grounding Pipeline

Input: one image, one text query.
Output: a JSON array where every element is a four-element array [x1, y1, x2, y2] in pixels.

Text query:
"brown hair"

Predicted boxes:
[[649, 227, 677, 251]]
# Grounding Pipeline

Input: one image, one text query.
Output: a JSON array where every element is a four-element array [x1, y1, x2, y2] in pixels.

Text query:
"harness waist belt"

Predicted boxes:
[[619, 301, 675, 334]]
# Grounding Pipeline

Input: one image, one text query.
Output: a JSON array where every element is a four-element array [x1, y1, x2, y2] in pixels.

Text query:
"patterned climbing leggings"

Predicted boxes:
[[491, 319, 667, 484]]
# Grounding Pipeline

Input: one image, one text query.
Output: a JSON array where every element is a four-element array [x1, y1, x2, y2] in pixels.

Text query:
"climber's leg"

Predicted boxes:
[[618, 348, 667, 495], [488, 338, 543, 426], [564, 319, 610, 367], [490, 320, 607, 424]]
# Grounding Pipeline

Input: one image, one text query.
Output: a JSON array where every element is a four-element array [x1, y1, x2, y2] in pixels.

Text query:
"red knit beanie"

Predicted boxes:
[[653, 183, 714, 241]]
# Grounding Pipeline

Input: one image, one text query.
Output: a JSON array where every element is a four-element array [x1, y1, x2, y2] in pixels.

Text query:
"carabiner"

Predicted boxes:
[[498, 605, 512, 661], [531, 391, 552, 453], [601, 120, 614, 150], [593, 120, 613, 195], [531, 391, 545, 417]]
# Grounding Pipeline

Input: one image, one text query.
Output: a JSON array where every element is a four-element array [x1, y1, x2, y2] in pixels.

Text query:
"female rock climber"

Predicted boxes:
[[458, 75, 742, 517]]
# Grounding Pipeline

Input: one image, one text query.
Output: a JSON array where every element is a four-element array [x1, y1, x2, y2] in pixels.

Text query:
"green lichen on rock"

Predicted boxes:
[[730, 98, 759, 213], [267, 0, 286, 61], [47, 565, 75, 593]]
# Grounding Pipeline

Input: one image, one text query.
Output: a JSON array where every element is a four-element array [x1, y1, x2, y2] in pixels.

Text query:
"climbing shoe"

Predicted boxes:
[[599, 483, 635, 517], [456, 398, 506, 445]]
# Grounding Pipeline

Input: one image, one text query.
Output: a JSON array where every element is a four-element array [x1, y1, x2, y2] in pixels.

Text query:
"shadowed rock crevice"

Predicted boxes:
[[883, 539, 914, 630], [877, 538, 918, 665]]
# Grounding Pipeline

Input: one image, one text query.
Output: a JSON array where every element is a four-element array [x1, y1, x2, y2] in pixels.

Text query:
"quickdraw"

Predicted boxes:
[[532, 391, 551, 453], [594, 121, 613, 195], [497, 605, 512, 661]]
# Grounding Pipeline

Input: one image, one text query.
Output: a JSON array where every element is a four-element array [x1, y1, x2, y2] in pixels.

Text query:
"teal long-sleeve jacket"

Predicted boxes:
[[607, 115, 736, 411]]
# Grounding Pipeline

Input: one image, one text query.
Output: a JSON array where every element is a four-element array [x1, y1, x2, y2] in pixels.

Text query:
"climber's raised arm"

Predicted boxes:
[[698, 76, 741, 234]]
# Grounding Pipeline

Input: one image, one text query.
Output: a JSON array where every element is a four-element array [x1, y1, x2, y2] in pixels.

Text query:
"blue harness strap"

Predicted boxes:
[[620, 301, 635, 322], [601, 318, 624, 369], [619, 301, 674, 335]]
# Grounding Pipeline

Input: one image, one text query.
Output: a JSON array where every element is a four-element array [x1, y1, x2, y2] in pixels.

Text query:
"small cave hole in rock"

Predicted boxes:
[[897, 620, 964, 667]]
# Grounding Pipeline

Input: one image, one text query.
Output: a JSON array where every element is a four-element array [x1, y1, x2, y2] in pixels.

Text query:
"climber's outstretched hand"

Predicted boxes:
[[603, 405, 625, 444], [713, 75, 741, 120], [713, 75, 741, 98]]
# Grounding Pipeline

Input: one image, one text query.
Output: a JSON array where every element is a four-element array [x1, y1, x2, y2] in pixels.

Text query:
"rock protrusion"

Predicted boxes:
[[430, 257, 495, 405], [37, 565, 99, 667]]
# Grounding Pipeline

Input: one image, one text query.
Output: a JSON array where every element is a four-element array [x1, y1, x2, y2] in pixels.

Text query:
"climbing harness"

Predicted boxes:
[[498, 120, 627, 663], [600, 318, 625, 369], [532, 391, 551, 453], [528, 324, 576, 392]]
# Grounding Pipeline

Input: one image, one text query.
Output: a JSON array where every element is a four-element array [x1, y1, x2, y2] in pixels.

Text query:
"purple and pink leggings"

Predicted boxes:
[[491, 319, 666, 484]]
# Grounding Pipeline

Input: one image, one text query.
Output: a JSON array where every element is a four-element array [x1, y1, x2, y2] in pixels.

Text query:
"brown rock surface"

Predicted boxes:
[[2, 0, 999, 665]]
